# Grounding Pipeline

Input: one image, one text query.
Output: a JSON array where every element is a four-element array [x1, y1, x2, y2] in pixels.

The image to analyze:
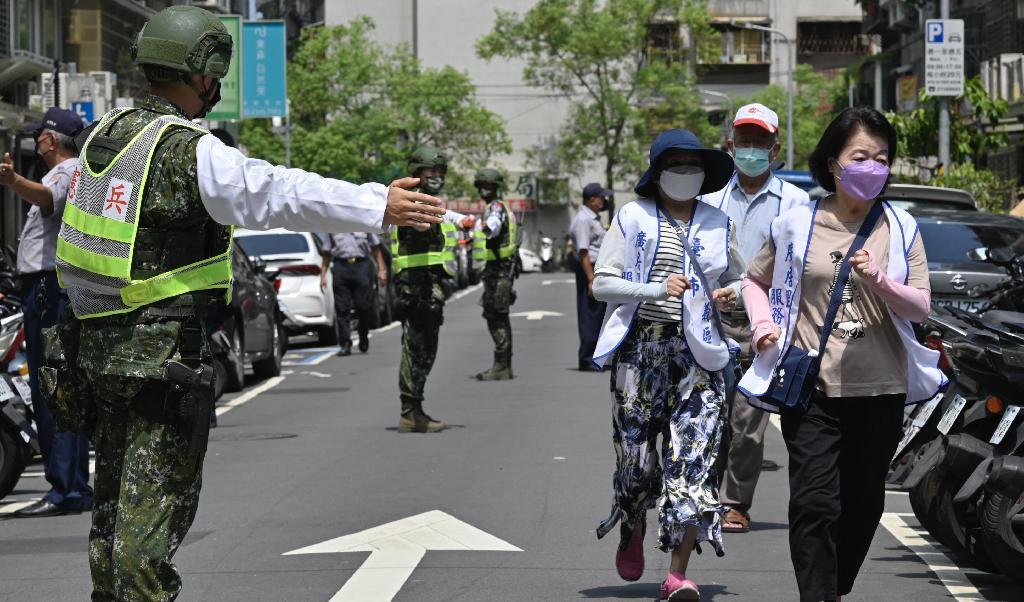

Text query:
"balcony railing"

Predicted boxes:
[[707, 0, 770, 18]]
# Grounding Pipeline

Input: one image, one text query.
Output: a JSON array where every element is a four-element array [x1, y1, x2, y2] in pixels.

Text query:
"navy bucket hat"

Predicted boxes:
[[634, 129, 734, 198]]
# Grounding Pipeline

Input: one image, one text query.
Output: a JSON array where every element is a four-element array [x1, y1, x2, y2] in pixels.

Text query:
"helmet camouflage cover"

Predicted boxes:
[[407, 146, 448, 174], [474, 168, 505, 189], [133, 5, 233, 79]]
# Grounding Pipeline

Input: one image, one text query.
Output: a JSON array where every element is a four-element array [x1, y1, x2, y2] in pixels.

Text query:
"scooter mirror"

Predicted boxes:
[[967, 247, 989, 262]]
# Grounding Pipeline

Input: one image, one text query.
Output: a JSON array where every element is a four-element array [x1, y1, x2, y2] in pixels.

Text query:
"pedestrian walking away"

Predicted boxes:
[[570, 182, 611, 372], [591, 129, 744, 600], [391, 146, 477, 433], [472, 168, 518, 381], [321, 231, 387, 355], [700, 103, 810, 533], [738, 106, 946, 602], [0, 107, 94, 518], [36, 6, 447, 601]]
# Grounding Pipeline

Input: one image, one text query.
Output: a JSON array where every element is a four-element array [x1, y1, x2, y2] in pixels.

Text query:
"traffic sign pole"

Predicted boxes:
[[938, 0, 950, 171]]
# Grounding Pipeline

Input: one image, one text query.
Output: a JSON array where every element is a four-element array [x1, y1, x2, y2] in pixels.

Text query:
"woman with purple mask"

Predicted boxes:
[[737, 107, 945, 602]]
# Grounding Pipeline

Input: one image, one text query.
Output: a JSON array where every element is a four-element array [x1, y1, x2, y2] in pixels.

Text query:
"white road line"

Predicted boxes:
[[450, 283, 483, 301], [0, 499, 38, 515], [541, 278, 574, 285], [215, 376, 285, 417], [880, 513, 985, 601]]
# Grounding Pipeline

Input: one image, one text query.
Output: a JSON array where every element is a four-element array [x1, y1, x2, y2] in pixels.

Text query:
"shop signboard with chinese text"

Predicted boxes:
[[242, 21, 287, 118]]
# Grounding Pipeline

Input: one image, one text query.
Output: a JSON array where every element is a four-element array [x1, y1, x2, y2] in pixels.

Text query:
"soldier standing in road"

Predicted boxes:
[[472, 168, 517, 381], [40, 6, 445, 601], [391, 147, 476, 433], [570, 183, 612, 371], [320, 232, 388, 355]]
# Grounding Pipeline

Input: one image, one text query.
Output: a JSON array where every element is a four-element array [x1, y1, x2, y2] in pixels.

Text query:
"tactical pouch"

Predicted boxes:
[[41, 312, 96, 434]]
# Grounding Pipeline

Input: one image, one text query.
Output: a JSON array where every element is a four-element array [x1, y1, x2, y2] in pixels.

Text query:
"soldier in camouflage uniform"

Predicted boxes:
[[392, 147, 476, 433], [40, 7, 446, 600], [472, 169, 517, 381]]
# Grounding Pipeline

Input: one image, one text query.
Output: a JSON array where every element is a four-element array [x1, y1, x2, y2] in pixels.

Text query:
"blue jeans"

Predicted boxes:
[[22, 271, 92, 509]]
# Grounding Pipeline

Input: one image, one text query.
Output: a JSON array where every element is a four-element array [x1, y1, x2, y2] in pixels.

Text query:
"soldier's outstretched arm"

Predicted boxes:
[[195, 135, 445, 233]]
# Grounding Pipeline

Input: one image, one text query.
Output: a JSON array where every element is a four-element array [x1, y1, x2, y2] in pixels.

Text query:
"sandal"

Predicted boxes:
[[721, 508, 750, 533]]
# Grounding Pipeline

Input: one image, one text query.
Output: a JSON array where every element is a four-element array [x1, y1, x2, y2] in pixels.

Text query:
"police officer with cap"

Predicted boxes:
[[41, 6, 445, 599], [320, 231, 388, 355], [472, 168, 517, 380], [570, 182, 612, 371], [0, 107, 94, 518]]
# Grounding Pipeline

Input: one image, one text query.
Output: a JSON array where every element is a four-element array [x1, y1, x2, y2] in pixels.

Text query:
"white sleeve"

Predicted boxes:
[[484, 204, 504, 239], [593, 213, 626, 277], [593, 275, 669, 303], [444, 209, 467, 224], [196, 134, 387, 233]]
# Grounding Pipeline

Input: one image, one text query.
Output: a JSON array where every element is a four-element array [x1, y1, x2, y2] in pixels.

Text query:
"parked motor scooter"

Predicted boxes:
[[539, 233, 556, 273]]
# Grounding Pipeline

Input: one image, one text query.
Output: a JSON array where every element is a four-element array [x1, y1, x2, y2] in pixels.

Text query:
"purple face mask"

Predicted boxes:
[[835, 160, 889, 202]]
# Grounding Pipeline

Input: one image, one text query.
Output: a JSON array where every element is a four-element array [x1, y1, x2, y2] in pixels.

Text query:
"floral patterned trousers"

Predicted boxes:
[[596, 320, 727, 555]]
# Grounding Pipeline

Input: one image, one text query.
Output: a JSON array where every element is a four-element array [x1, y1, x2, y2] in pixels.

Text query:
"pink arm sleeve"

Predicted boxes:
[[742, 276, 777, 345], [861, 249, 931, 323]]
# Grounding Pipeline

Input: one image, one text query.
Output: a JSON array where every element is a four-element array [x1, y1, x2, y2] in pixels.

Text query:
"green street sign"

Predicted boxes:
[[208, 15, 242, 121]]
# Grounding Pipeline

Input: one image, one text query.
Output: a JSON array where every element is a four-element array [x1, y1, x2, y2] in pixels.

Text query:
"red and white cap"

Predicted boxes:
[[733, 103, 779, 134]]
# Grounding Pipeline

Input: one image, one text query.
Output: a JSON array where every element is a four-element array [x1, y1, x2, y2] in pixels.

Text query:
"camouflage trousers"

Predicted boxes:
[[395, 269, 447, 404], [88, 376, 203, 602], [596, 320, 727, 556], [479, 261, 515, 357]]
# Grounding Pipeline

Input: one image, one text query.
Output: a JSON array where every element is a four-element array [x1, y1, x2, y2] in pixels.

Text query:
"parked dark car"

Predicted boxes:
[[911, 208, 1024, 313], [211, 248, 287, 397], [774, 170, 822, 198], [884, 184, 977, 211]]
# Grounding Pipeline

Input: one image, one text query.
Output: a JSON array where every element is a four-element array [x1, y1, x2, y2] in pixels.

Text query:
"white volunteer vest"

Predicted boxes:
[[737, 200, 947, 406], [593, 198, 733, 371]]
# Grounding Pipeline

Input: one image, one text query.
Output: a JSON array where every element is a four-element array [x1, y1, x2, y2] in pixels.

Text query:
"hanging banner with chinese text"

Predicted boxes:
[[242, 20, 287, 118]]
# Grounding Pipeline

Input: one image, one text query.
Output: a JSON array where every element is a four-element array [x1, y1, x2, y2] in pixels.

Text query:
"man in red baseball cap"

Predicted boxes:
[[702, 102, 810, 533]]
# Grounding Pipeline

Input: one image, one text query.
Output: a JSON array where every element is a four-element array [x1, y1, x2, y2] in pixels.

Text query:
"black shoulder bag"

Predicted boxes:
[[758, 200, 883, 413]]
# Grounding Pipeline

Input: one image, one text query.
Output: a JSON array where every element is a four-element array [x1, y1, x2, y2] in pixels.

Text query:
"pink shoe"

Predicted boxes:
[[615, 521, 645, 581], [660, 572, 700, 601]]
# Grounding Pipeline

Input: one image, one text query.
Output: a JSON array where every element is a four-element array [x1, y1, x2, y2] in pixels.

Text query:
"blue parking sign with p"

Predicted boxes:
[[927, 22, 944, 43]]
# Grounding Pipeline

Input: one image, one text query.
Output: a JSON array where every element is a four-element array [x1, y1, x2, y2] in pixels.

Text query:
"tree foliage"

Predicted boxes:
[[241, 18, 511, 188], [476, 0, 718, 191], [886, 76, 1008, 165]]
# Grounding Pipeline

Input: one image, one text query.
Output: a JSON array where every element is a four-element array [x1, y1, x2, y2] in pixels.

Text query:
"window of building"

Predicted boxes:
[[646, 20, 685, 66], [12, 0, 60, 58], [704, 25, 767, 64], [797, 22, 863, 55]]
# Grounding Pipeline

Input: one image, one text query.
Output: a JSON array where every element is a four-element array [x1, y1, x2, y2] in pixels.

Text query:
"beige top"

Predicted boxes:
[[748, 198, 929, 397]]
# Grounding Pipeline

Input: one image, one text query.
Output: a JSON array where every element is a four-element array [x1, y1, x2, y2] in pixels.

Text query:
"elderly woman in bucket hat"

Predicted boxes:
[[591, 129, 744, 600]]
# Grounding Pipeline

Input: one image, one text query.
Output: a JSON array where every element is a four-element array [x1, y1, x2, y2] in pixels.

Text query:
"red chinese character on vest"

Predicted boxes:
[[105, 183, 127, 214]]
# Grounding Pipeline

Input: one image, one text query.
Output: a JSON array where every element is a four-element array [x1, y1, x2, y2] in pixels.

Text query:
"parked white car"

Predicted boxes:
[[233, 228, 338, 345]]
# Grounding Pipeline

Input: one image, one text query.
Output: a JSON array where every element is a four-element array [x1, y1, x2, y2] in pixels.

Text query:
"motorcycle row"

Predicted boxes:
[[890, 245, 1024, 581]]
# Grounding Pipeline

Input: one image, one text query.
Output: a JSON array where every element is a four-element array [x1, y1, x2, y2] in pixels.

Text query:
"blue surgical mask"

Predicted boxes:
[[734, 147, 771, 177]]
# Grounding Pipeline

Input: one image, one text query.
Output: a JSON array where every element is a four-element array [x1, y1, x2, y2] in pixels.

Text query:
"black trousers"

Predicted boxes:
[[781, 392, 905, 602], [332, 259, 375, 345], [573, 262, 606, 367]]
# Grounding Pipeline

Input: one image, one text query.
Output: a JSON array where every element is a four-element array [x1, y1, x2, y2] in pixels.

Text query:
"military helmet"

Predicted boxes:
[[407, 146, 448, 173], [132, 5, 233, 79], [474, 168, 505, 189]]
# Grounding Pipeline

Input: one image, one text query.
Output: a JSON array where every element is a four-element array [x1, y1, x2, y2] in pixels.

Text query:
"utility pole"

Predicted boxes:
[[938, 0, 950, 172], [741, 23, 793, 168], [412, 0, 419, 59]]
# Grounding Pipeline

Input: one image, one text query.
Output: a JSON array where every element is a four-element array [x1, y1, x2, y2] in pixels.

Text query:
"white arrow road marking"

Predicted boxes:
[[284, 509, 521, 602], [541, 278, 574, 285], [510, 310, 565, 321]]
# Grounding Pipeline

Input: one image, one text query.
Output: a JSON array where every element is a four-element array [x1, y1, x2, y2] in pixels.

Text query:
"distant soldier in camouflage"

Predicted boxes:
[[40, 6, 445, 600], [472, 169, 518, 380], [391, 147, 476, 432]]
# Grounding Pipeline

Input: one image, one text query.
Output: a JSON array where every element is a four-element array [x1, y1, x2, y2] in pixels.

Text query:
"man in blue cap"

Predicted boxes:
[[569, 182, 612, 371], [0, 107, 94, 517]]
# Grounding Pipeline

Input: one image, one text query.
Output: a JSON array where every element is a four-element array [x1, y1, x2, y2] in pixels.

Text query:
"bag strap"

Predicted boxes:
[[815, 200, 884, 356], [659, 202, 729, 346]]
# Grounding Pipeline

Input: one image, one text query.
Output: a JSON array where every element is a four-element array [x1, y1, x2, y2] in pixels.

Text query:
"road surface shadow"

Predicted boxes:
[[579, 583, 731, 599]]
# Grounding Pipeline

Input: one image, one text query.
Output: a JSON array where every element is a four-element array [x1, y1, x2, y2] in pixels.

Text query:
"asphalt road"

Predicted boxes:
[[1, 273, 1021, 601]]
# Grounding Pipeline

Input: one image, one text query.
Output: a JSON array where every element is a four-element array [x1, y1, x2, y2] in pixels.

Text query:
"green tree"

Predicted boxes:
[[731, 64, 847, 170], [241, 18, 511, 189], [886, 76, 1008, 165], [476, 0, 718, 192]]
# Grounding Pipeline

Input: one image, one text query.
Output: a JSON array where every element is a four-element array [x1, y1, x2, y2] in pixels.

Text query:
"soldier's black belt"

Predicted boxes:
[[336, 256, 367, 264]]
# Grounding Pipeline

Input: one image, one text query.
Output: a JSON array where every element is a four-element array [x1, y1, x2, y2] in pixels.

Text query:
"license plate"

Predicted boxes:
[[893, 425, 922, 461], [913, 393, 944, 428], [990, 406, 1022, 445], [0, 378, 14, 403], [934, 297, 983, 313], [937, 394, 968, 435], [10, 376, 31, 407]]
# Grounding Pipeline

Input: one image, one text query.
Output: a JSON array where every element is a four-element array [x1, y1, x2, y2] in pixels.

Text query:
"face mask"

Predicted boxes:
[[193, 79, 222, 118], [479, 187, 498, 201], [421, 176, 445, 195], [835, 160, 889, 202], [734, 147, 771, 177], [658, 165, 705, 202]]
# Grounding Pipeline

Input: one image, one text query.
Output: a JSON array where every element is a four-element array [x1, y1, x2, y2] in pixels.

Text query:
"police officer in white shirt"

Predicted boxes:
[[700, 103, 810, 533], [569, 183, 612, 372], [0, 107, 94, 517]]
